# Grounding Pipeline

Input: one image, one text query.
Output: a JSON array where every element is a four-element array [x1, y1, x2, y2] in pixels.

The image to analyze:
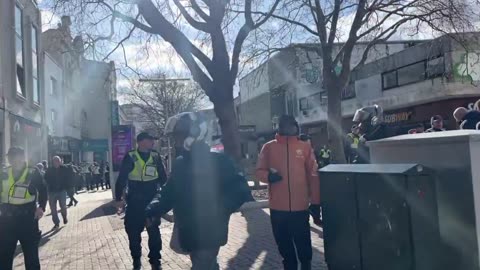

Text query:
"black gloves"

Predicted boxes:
[[145, 195, 161, 219], [309, 204, 322, 226], [268, 168, 282, 183]]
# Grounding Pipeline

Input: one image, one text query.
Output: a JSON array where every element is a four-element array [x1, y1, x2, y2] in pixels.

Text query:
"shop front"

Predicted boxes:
[[304, 97, 480, 148], [378, 97, 480, 136], [81, 139, 109, 163]]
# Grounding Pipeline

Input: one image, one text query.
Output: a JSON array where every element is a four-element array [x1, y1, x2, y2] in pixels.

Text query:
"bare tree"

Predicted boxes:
[[124, 78, 207, 137], [244, 0, 479, 161], [44, 0, 283, 159]]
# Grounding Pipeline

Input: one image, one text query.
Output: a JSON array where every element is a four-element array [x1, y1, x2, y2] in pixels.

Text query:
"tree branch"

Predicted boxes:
[[190, 0, 210, 22], [136, 0, 214, 94], [172, 0, 210, 32]]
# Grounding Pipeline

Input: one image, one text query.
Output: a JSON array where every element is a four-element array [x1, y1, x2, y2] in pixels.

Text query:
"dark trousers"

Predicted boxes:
[[95, 175, 104, 190], [87, 175, 95, 190], [104, 173, 111, 189], [125, 202, 162, 265], [67, 189, 78, 206], [0, 216, 41, 270], [270, 210, 312, 270], [190, 248, 220, 270]]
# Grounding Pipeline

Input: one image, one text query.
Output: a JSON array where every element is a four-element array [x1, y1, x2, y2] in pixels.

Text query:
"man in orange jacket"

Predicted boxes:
[[256, 115, 321, 270]]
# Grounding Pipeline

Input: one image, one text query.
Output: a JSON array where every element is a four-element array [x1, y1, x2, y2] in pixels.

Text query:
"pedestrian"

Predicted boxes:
[[475, 99, 480, 111], [115, 132, 168, 270], [66, 164, 78, 207], [44, 156, 70, 230], [426, 115, 446, 132], [145, 112, 252, 270], [42, 160, 48, 171], [353, 105, 387, 164], [454, 107, 480, 130], [104, 161, 111, 189], [345, 125, 361, 164], [256, 115, 321, 270], [87, 163, 95, 191], [92, 162, 104, 190], [408, 123, 425, 134], [0, 147, 47, 270], [36, 163, 45, 176], [319, 145, 332, 167]]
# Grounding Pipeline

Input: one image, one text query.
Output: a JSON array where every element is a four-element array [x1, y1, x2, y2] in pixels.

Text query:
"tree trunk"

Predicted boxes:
[[213, 98, 241, 161], [325, 74, 347, 163]]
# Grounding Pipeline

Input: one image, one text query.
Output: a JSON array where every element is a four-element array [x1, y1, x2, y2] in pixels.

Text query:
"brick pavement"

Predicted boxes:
[[13, 190, 327, 270]]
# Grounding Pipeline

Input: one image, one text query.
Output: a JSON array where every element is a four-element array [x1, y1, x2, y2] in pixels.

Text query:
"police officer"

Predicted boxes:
[[319, 145, 332, 167], [0, 147, 48, 270], [115, 132, 167, 270], [352, 104, 386, 163], [345, 125, 361, 164]]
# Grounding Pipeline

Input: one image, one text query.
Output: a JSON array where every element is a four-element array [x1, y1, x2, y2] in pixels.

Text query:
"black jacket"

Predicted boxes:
[[462, 111, 480, 130], [145, 143, 252, 252], [44, 165, 74, 192], [115, 150, 167, 202]]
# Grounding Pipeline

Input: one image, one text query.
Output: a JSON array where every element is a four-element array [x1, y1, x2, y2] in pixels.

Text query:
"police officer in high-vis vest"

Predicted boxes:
[[0, 147, 47, 270], [345, 125, 361, 164], [319, 145, 332, 167], [115, 132, 167, 270]]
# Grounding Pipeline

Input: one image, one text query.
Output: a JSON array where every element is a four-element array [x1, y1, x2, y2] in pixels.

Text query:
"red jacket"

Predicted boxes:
[[256, 135, 320, 211]]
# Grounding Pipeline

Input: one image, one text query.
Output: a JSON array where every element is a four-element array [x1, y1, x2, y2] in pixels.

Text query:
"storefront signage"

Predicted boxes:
[[238, 125, 256, 134], [82, 139, 109, 152], [384, 111, 413, 124]]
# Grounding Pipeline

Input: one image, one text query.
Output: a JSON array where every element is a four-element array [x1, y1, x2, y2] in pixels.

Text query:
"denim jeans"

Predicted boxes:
[[48, 191, 67, 226], [190, 248, 220, 270]]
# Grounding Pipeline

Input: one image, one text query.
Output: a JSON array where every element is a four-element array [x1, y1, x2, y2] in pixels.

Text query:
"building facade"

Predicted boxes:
[[238, 41, 417, 156], [299, 33, 480, 145], [42, 16, 117, 164], [0, 0, 46, 165]]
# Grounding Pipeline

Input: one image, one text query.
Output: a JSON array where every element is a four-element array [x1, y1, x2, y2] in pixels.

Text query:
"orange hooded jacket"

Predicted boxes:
[[256, 134, 320, 212]]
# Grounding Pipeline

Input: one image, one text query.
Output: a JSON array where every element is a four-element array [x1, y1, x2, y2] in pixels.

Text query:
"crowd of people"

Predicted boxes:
[[5, 102, 480, 270]]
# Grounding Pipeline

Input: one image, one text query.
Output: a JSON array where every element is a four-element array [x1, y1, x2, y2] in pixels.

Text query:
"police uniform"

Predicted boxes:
[[0, 165, 47, 270], [320, 147, 332, 166], [115, 149, 167, 268], [346, 133, 360, 164]]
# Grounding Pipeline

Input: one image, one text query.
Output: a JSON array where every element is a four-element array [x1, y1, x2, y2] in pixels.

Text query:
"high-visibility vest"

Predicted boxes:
[[348, 133, 360, 149], [0, 166, 36, 205], [128, 150, 159, 181], [321, 149, 331, 159]]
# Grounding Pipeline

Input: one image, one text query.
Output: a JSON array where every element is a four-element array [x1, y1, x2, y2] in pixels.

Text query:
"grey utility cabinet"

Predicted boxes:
[[320, 164, 441, 270], [369, 130, 480, 270]]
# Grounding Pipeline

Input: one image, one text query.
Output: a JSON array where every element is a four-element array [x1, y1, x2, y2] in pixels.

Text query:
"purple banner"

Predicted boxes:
[[112, 125, 134, 171]]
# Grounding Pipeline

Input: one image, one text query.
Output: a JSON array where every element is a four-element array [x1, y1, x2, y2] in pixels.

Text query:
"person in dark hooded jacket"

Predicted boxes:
[[454, 107, 480, 130], [145, 112, 252, 270]]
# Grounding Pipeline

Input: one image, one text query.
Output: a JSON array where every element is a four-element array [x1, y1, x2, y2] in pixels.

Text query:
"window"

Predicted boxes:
[[426, 56, 445, 78], [342, 83, 356, 100], [307, 93, 320, 109], [50, 77, 58, 95], [397, 62, 425, 85], [300, 92, 327, 111], [32, 25, 40, 104], [15, 5, 25, 96], [382, 71, 397, 89], [319, 92, 328, 106], [299, 97, 308, 111], [51, 109, 56, 123]]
